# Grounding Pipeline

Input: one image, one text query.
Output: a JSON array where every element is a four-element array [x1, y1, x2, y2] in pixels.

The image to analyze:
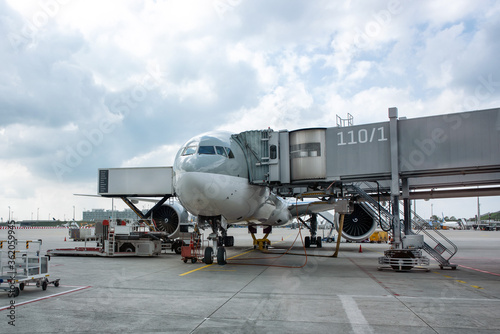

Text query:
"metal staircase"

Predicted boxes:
[[346, 183, 393, 232], [107, 229, 115, 256], [408, 210, 458, 269], [347, 182, 458, 270]]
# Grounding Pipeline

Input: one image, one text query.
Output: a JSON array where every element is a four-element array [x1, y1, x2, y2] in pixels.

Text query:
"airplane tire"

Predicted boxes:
[[172, 240, 183, 254], [316, 236, 322, 248], [224, 236, 234, 247], [204, 247, 213, 265], [217, 247, 226, 265], [305, 236, 310, 248]]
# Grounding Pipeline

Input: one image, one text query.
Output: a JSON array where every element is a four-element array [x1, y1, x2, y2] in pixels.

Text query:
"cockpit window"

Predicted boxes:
[[215, 146, 227, 157], [226, 147, 235, 159], [198, 146, 216, 155], [182, 145, 197, 156]]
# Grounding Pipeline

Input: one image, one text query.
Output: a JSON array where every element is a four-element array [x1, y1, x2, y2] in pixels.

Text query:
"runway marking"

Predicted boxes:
[[179, 249, 255, 276], [0, 285, 91, 311], [339, 295, 374, 334], [204, 270, 237, 272], [179, 264, 213, 276], [458, 264, 500, 277], [432, 271, 485, 290]]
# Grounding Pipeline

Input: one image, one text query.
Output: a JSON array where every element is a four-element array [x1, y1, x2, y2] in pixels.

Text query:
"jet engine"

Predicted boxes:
[[150, 202, 189, 238], [335, 203, 377, 242]]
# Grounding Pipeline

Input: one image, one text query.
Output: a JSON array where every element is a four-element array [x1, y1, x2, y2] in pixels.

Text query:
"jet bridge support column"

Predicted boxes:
[[402, 178, 411, 235], [389, 107, 401, 248]]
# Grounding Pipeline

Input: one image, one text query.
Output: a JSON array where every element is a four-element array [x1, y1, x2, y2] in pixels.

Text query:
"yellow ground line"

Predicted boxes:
[[179, 249, 256, 276], [432, 271, 484, 290]]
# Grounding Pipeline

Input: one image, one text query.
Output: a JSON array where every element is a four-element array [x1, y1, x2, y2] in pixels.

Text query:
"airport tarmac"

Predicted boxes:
[[1, 227, 499, 333]]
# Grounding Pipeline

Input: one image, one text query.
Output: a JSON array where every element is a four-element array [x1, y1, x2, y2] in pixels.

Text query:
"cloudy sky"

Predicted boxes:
[[1, 0, 499, 222]]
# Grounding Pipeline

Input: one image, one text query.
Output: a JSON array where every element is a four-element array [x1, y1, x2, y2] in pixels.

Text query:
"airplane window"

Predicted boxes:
[[198, 146, 216, 155], [216, 146, 227, 157], [225, 147, 235, 159], [182, 146, 197, 156]]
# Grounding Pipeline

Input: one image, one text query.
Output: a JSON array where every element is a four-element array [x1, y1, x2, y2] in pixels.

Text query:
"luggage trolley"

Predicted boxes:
[[0, 239, 60, 297]]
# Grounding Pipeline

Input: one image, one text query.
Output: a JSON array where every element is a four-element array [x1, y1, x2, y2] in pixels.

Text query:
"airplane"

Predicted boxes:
[[441, 218, 467, 230], [169, 130, 365, 264], [93, 130, 376, 265]]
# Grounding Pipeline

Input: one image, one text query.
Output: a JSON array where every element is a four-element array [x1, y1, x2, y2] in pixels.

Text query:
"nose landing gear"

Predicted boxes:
[[200, 215, 231, 265]]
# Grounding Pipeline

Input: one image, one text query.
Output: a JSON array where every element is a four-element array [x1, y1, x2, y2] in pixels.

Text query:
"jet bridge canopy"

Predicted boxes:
[[234, 107, 500, 197]]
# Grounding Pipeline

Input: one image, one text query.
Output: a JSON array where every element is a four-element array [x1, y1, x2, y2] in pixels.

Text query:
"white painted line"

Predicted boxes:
[[0, 286, 91, 311], [339, 295, 374, 334]]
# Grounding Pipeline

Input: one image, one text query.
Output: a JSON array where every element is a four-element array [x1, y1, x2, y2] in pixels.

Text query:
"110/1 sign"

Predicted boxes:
[[337, 127, 388, 146]]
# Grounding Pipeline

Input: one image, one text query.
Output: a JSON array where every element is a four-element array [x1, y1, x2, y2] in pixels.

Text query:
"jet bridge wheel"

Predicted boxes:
[[13, 287, 20, 297], [389, 250, 415, 271]]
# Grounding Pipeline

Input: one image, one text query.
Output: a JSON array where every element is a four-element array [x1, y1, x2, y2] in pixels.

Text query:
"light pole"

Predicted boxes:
[[8, 206, 10, 222], [73, 206, 75, 221], [477, 197, 481, 225], [37, 208, 39, 221]]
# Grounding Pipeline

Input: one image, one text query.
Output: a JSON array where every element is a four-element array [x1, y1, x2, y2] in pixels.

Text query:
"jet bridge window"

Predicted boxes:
[[198, 146, 216, 155], [290, 143, 321, 158], [181, 146, 197, 156], [270, 145, 277, 159]]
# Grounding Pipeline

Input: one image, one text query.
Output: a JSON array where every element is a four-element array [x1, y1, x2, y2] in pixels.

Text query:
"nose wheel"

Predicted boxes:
[[204, 246, 214, 264], [200, 216, 229, 265], [217, 246, 226, 265]]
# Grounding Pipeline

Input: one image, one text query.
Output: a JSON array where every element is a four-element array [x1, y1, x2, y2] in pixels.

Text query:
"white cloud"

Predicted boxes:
[[1, 0, 499, 221], [121, 144, 180, 167]]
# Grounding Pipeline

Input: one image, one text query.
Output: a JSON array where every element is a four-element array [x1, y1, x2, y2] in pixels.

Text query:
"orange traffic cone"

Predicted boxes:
[[359, 245, 363, 253], [281, 237, 283, 241], [64, 237, 67, 241]]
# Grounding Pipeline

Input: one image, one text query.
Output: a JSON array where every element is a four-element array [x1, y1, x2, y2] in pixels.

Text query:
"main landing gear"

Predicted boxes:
[[200, 216, 233, 265], [300, 214, 323, 248]]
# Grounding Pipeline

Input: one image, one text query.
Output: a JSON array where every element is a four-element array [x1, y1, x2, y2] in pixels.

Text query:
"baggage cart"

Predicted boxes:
[[0, 239, 60, 297], [181, 229, 203, 264]]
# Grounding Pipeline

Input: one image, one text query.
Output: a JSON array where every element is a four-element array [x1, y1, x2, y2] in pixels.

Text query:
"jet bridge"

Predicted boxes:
[[232, 107, 500, 269], [233, 107, 500, 194]]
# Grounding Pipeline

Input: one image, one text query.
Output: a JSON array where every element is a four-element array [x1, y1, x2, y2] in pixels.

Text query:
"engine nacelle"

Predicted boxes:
[[150, 202, 189, 238], [335, 203, 377, 242]]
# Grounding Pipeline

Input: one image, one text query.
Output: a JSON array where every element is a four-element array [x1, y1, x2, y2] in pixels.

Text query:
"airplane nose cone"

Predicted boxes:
[[174, 171, 224, 216]]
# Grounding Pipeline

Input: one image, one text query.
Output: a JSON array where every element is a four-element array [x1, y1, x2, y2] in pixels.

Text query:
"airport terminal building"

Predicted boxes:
[[82, 208, 142, 222]]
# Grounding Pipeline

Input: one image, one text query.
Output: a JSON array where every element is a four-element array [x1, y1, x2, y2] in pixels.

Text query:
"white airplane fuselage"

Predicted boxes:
[[173, 131, 292, 226]]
